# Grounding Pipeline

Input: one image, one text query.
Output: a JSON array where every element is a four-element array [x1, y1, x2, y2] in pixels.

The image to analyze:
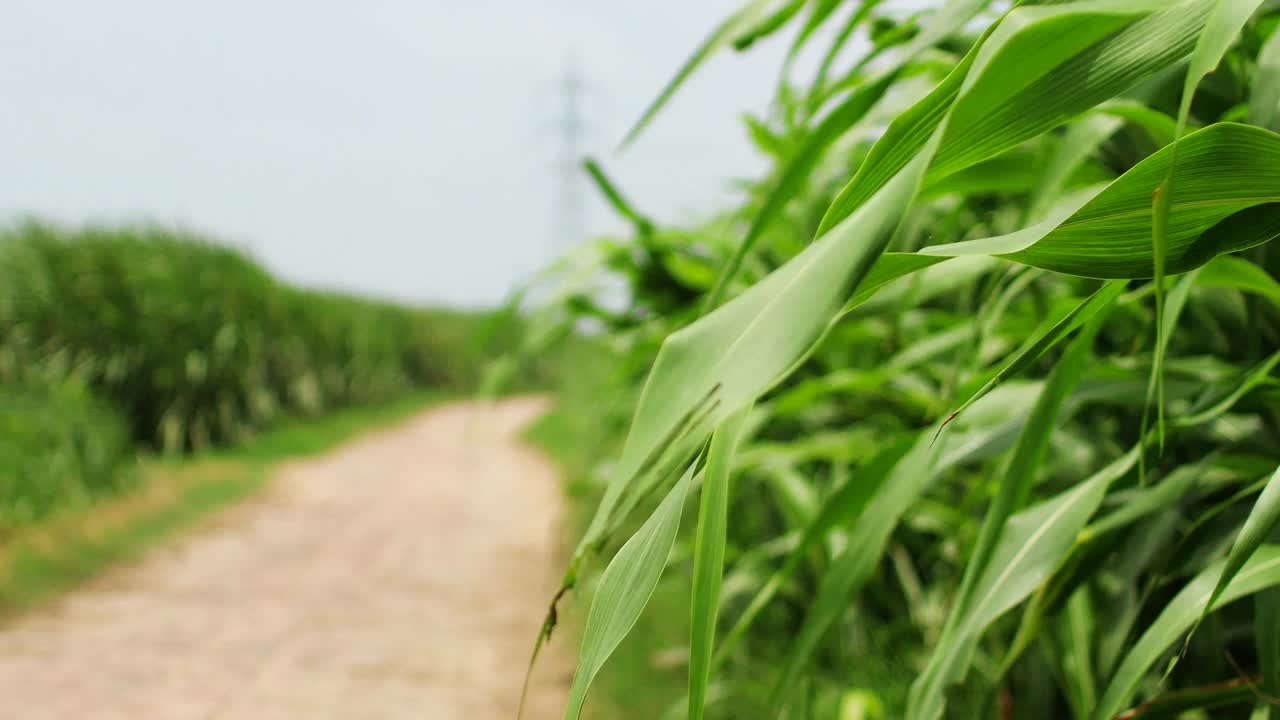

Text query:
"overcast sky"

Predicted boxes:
[[0, 1, 800, 307]]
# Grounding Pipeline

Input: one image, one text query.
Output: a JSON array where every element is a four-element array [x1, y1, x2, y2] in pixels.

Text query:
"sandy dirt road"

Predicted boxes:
[[0, 397, 572, 719]]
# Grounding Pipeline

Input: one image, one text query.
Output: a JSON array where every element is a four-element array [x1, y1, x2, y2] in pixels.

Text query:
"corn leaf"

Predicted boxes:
[[687, 409, 752, 720], [824, 0, 1214, 235], [1092, 545, 1280, 720], [564, 465, 696, 720], [621, 0, 773, 148], [732, 0, 806, 51], [1199, 253, 1280, 307], [1194, 464, 1280, 650], [769, 426, 949, 712], [583, 158, 655, 236], [941, 281, 1123, 428], [572, 148, 930, 566], [908, 313, 1104, 720], [1172, 348, 1280, 428], [784, 0, 848, 65], [923, 123, 1280, 278], [704, 71, 899, 310], [1251, 24, 1280, 129], [1259, 588, 1280, 719]]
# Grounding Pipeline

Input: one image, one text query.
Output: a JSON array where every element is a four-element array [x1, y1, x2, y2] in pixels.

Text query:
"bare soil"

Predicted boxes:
[[0, 397, 572, 719]]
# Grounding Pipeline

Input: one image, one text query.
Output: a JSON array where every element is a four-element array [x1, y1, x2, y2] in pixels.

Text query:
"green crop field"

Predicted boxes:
[[0, 222, 499, 537], [523, 1, 1280, 718]]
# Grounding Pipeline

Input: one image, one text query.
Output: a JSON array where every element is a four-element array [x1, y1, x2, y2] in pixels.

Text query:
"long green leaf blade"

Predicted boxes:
[[1149, 0, 1264, 457], [688, 408, 752, 720], [923, 123, 1280, 277], [574, 148, 931, 565], [621, 0, 771, 148], [1093, 545, 1280, 720], [941, 281, 1123, 428], [1194, 464, 1280, 648], [1259, 588, 1280, 719], [704, 72, 899, 310], [564, 466, 696, 720]]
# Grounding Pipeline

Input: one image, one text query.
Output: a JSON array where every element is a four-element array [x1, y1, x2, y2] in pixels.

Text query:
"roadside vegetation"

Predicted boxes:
[[0, 391, 444, 615], [0, 222, 507, 608], [525, 1, 1280, 718]]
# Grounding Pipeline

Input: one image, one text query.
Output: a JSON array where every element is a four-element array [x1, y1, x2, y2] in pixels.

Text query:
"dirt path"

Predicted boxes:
[[0, 397, 572, 719]]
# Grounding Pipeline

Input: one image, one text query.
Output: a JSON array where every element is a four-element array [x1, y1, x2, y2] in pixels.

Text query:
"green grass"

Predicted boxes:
[[0, 390, 448, 617], [188, 388, 452, 463]]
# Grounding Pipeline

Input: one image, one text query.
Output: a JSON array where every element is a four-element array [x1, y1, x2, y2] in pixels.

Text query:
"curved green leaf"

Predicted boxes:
[[1192, 463, 1280, 654], [564, 465, 696, 720], [1092, 545, 1280, 720], [704, 71, 899, 310], [583, 158, 655, 236], [923, 123, 1280, 278], [573, 148, 931, 564], [1173, 349, 1280, 428], [732, 0, 806, 51], [784, 0, 847, 65], [688, 409, 752, 720], [1199, 253, 1280, 307], [942, 281, 1124, 428], [1098, 99, 1180, 148], [621, 0, 772, 148], [821, 0, 1212, 236]]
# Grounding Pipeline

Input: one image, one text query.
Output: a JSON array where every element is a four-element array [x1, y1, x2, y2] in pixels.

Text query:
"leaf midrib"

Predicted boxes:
[[1054, 195, 1280, 230], [960, 474, 1093, 639]]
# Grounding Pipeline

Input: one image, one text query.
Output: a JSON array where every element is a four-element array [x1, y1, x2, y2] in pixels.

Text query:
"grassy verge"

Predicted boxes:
[[0, 390, 449, 617]]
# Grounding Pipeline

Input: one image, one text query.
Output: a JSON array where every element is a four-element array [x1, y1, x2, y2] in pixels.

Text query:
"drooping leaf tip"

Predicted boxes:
[[932, 411, 959, 446]]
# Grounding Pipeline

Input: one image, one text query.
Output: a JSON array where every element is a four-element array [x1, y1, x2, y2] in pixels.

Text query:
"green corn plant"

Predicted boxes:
[[0, 223, 481, 454], [526, 0, 1280, 718], [0, 375, 131, 533]]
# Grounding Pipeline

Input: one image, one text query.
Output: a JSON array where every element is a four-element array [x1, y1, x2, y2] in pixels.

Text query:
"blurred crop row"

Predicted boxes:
[[0, 223, 494, 533]]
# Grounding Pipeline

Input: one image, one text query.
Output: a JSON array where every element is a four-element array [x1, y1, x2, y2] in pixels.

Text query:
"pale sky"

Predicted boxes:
[[1, 1, 799, 307]]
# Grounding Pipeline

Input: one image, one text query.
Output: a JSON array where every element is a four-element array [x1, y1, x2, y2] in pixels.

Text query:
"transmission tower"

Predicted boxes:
[[550, 56, 588, 257]]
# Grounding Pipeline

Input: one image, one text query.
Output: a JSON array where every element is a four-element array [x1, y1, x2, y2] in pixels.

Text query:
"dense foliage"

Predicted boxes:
[[0, 223, 486, 527], [531, 1, 1280, 718], [0, 378, 131, 534], [0, 223, 479, 452]]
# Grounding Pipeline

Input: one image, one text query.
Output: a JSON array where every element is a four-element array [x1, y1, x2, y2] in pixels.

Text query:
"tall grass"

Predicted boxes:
[[528, 1, 1280, 718]]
